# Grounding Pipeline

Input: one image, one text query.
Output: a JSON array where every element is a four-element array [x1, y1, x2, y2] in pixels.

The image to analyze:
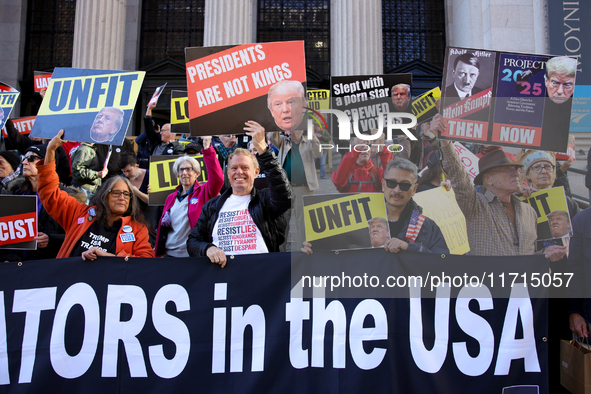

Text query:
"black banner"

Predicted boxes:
[[0, 251, 547, 392]]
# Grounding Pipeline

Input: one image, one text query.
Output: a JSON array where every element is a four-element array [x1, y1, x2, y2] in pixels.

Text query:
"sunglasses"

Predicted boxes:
[[22, 155, 42, 163], [384, 178, 414, 191]]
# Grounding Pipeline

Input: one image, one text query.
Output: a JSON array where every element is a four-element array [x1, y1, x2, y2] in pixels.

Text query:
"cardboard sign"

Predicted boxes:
[[147, 83, 167, 107], [148, 154, 211, 205], [413, 187, 470, 255], [185, 41, 306, 136], [170, 90, 190, 134], [1, 116, 35, 138], [452, 142, 480, 184], [331, 74, 412, 136], [30, 68, 145, 145], [440, 47, 577, 152], [34, 71, 52, 92], [556, 134, 576, 161], [520, 186, 572, 240], [0, 82, 20, 132], [306, 89, 330, 111], [0, 195, 37, 250], [303, 193, 389, 250], [411, 87, 441, 123]]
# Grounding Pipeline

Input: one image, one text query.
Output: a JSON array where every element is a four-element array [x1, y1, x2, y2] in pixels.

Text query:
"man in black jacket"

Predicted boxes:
[[144, 102, 184, 156], [187, 121, 292, 267]]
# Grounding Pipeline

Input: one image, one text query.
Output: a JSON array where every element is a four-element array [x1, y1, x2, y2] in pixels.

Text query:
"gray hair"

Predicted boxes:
[[546, 56, 577, 78], [392, 83, 411, 96], [385, 157, 418, 183], [172, 155, 201, 177], [267, 80, 306, 110], [90, 176, 145, 226]]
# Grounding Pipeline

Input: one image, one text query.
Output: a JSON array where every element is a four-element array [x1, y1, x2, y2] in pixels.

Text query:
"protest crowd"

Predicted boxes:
[[0, 45, 587, 393]]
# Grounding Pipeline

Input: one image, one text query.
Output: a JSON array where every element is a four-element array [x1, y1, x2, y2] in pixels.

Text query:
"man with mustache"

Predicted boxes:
[[445, 53, 482, 100], [304, 158, 448, 254]]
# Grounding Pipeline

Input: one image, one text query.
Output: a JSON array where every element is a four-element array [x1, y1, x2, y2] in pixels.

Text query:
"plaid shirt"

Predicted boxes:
[[441, 143, 538, 256]]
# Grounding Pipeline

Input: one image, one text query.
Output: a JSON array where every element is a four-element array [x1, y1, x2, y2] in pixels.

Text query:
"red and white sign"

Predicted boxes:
[[34, 72, 52, 93], [453, 142, 480, 184], [2, 116, 36, 137]]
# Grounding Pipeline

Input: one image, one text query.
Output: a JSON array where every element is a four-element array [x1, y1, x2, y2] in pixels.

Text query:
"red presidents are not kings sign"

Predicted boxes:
[[185, 41, 306, 120]]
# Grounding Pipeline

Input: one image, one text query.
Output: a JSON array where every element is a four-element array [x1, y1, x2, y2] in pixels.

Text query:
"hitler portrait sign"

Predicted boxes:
[[30, 68, 145, 145], [440, 47, 577, 152], [185, 41, 306, 136]]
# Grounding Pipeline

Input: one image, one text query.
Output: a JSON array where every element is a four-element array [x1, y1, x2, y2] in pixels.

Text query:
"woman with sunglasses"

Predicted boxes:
[[154, 136, 224, 257], [36, 130, 154, 260]]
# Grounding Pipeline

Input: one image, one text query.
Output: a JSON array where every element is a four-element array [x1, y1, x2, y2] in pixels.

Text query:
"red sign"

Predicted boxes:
[[185, 41, 306, 120], [2, 116, 36, 137], [0, 212, 37, 246], [34, 71, 52, 92]]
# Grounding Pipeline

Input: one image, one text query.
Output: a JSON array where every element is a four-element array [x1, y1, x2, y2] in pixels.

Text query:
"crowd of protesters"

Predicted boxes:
[[0, 71, 588, 393]]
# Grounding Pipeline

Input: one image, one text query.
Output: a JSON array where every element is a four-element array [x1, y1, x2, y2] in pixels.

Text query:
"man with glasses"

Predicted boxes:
[[145, 102, 184, 156], [380, 158, 448, 253], [302, 158, 448, 255]]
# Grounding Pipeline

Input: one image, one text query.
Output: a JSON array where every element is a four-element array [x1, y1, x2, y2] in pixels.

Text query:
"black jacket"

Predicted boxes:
[[143, 116, 185, 155], [187, 149, 292, 256]]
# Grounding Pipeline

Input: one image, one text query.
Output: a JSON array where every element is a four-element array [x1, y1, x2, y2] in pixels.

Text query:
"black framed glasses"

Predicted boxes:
[[109, 190, 132, 199], [530, 164, 554, 173], [178, 167, 194, 174], [384, 178, 414, 191], [22, 155, 42, 163]]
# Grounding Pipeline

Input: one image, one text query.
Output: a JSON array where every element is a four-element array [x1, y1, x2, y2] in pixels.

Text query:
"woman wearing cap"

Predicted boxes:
[[519, 150, 579, 220], [37, 130, 154, 260], [0, 150, 23, 194], [154, 136, 223, 257], [10, 145, 85, 260]]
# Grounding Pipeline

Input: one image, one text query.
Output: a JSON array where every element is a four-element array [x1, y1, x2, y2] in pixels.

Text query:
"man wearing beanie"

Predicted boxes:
[[0, 150, 24, 194]]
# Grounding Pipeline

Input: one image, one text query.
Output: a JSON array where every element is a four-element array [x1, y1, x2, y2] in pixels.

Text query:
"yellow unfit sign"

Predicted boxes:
[[304, 193, 386, 242]]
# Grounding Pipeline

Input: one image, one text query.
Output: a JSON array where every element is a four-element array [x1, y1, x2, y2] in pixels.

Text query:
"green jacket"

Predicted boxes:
[[71, 143, 102, 193]]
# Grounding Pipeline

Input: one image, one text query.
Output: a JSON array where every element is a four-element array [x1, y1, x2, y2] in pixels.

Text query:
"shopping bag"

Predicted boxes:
[[561, 338, 591, 394]]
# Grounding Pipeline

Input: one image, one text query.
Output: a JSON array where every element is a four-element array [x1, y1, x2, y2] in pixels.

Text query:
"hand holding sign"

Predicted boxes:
[[47, 129, 67, 163], [35, 232, 49, 248], [383, 238, 409, 253], [244, 120, 266, 154], [202, 136, 212, 150], [81, 246, 115, 261], [206, 245, 227, 268]]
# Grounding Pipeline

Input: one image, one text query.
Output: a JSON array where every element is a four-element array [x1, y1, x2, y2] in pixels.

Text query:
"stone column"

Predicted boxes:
[[445, 0, 549, 53], [204, 0, 256, 46], [72, 0, 127, 69], [331, 0, 383, 76]]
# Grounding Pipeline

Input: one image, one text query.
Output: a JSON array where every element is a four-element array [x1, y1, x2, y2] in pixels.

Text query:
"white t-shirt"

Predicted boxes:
[[212, 194, 269, 255]]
